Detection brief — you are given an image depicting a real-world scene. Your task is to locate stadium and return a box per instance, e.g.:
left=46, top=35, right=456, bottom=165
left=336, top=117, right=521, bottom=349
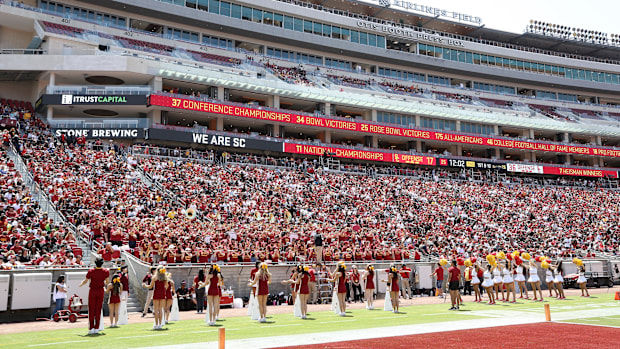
left=0, top=0, right=620, bottom=347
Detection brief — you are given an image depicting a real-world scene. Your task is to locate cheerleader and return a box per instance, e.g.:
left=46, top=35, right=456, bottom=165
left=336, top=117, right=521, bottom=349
left=248, top=262, right=271, bottom=322
left=553, top=262, right=565, bottom=299
left=164, top=276, right=175, bottom=324
left=199, top=264, right=223, bottom=326
left=327, top=261, right=347, bottom=316
left=577, top=265, right=589, bottom=297
left=281, top=266, right=302, bottom=318
left=492, top=264, right=504, bottom=301
left=286, top=265, right=311, bottom=319
left=528, top=260, right=543, bottom=301
left=146, top=265, right=169, bottom=330
left=481, top=264, right=495, bottom=305
left=363, top=264, right=375, bottom=309
left=383, top=264, right=400, bottom=313
left=544, top=264, right=557, bottom=298
left=514, top=260, right=529, bottom=299
left=106, top=274, right=123, bottom=328
left=471, top=264, right=482, bottom=303
left=215, top=274, right=224, bottom=321
left=502, top=261, right=516, bottom=303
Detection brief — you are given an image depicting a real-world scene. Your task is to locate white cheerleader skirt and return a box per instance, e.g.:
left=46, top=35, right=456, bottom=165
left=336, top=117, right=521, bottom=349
left=528, top=274, right=540, bottom=283
left=545, top=276, right=554, bottom=283
left=514, top=274, right=525, bottom=282
left=481, top=279, right=494, bottom=288
left=577, top=276, right=587, bottom=283
left=503, top=276, right=514, bottom=284
left=554, top=275, right=564, bottom=283
left=471, top=276, right=480, bottom=285
left=493, top=276, right=502, bottom=284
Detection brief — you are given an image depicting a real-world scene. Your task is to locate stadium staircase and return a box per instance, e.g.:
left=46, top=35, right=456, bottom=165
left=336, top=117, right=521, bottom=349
left=7, top=145, right=92, bottom=261
left=126, top=283, right=143, bottom=313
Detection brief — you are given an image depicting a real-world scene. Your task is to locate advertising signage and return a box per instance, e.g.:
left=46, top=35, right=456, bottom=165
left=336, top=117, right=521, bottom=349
left=149, top=95, right=620, bottom=159
left=41, top=94, right=147, bottom=106
left=283, top=142, right=436, bottom=166
left=542, top=166, right=618, bottom=178
left=438, top=158, right=506, bottom=171
left=147, top=128, right=283, bottom=152
left=53, top=128, right=145, bottom=139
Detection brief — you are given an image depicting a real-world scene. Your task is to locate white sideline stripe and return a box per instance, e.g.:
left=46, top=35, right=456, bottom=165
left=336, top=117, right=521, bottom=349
left=319, top=319, right=357, bottom=324
left=139, top=305, right=620, bottom=349
left=117, top=334, right=168, bottom=339
left=28, top=340, right=88, bottom=347
left=191, top=329, right=240, bottom=333
left=261, top=324, right=302, bottom=328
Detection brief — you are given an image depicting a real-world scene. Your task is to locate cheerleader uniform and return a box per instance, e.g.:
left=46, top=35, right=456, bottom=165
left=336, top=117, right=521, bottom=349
left=545, top=270, right=554, bottom=283
left=165, top=284, right=173, bottom=301
left=481, top=271, right=494, bottom=288
left=554, top=271, right=564, bottom=284
left=527, top=266, right=540, bottom=283
left=366, top=274, right=375, bottom=290
left=514, top=266, right=526, bottom=282
left=299, top=274, right=310, bottom=295
left=258, top=276, right=269, bottom=296
left=577, top=271, right=587, bottom=284
left=153, top=280, right=166, bottom=300
left=471, top=271, right=481, bottom=285
left=390, top=274, right=400, bottom=292
left=337, top=273, right=346, bottom=294
left=502, top=268, right=513, bottom=284
left=207, top=275, right=219, bottom=296
left=493, top=268, right=502, bottom=284
left=109, top=289, right=121, bottom=304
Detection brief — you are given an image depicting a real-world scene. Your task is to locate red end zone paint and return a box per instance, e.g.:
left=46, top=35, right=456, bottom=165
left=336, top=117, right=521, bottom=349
left=276, top=323, right=620, bottom=349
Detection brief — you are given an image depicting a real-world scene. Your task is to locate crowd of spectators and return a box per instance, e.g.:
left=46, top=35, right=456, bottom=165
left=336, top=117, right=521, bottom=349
left=264, top=61, right=315, bottom=86
left=326, top=75, right=373, bottom=89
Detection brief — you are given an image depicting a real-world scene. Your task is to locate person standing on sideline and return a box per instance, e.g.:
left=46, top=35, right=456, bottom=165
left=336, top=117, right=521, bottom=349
left=308, top=264, right=317, bottom=304
left=327, top=261, right=347, bottom=316
left=399, top=264, right=412, bottom=299
left=463, top=264, right=472, bottom=296
left=314, top=233, right=323, bottom=263
left=350, top=266, right=362, bottom=302
left=52, top=275, right=67, bottom=319
left=80, top=258, right=110, bottom=335
left=429, top=263, right=444, bottom=298
left=363, top=264, right=375, bottom=309
left=448, top=260, right=462, bottom=310
left=119, top=266, right=129, bottom=302
left=106, top=274, right=123, bottom=328
left=248, top=262, right=271, bottom=322
left=142, top=267, right=155, bottom=317
left=146, top=265, right=169, bottom=330
left=194, top=268, right=206, bottom=313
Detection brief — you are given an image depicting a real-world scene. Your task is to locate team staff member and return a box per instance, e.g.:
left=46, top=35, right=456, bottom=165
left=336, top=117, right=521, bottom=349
left=429, top=263, right=444, bottom=298
left=142, top=267, right=155, bottom=317
left=308, top=265, right=317, bottom=304
left=447, top=260, right=462, bottom=310
left=80, top=258, right=110, bottom=335
left=399, top=264, right=412, bottom=299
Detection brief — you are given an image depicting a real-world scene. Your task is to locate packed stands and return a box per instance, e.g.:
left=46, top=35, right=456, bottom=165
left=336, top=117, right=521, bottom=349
left=264, top=62, right=315, bottom=86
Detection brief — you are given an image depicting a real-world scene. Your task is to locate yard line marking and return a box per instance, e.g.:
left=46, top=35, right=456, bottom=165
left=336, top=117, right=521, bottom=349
left=28, top=340, right=88, bottom=347
left=374, top=316, right=407, bottom=320
left=319, top=320, right=357, bottom=324
left=117, top=334, right=168, bottom=339
left=191, top=329, right=240, bottom=334
left=260, top=324, right=302, bottom=328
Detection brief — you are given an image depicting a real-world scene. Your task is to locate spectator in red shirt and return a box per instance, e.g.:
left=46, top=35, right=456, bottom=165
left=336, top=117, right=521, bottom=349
left=448, top=260, right=462, bottom=310
left=430, top=263, right=444, bottom=298
left=308, top=265, right=317, bottom=304
left=399, top=264, right=412, bottom=299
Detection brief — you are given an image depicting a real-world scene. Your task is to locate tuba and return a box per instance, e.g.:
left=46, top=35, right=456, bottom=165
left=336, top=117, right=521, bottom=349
left=186, top=208, right=197, bottom=220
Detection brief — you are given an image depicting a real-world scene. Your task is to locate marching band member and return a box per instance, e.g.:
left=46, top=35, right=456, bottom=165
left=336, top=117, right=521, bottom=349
left=80, top=258, right=109, bottom=335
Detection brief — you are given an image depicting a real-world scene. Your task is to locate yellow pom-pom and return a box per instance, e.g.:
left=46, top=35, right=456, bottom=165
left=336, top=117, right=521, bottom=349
left=464, top=259, right=472, bottom=267
left=572, top=258, right=583, bottom=267
left=541, top=261, right=549, bottom=269
left=439, top=258, right=448, bottom=266
left=512, top=250, right=520, bottom=257
left=497, top=251, right=506, bottom=260
left=486, top=254, right=496, bottom=265
left=522, top=253, right=531, bottom=261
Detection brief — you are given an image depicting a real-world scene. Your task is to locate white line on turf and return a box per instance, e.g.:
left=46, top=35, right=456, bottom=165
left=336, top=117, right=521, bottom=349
left=28, top=340, right=88, bottom=347
left=261, top=324, right=302, bottom=328
left=117, top=334, right=168, bottom=339
left=319, top=320, right=357, bottom=324
left=190, top=329, right=240, bottom=334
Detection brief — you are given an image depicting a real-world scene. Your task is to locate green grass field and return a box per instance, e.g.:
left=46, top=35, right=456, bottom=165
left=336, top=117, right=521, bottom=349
left=6, top=293, right=620, bottom=349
